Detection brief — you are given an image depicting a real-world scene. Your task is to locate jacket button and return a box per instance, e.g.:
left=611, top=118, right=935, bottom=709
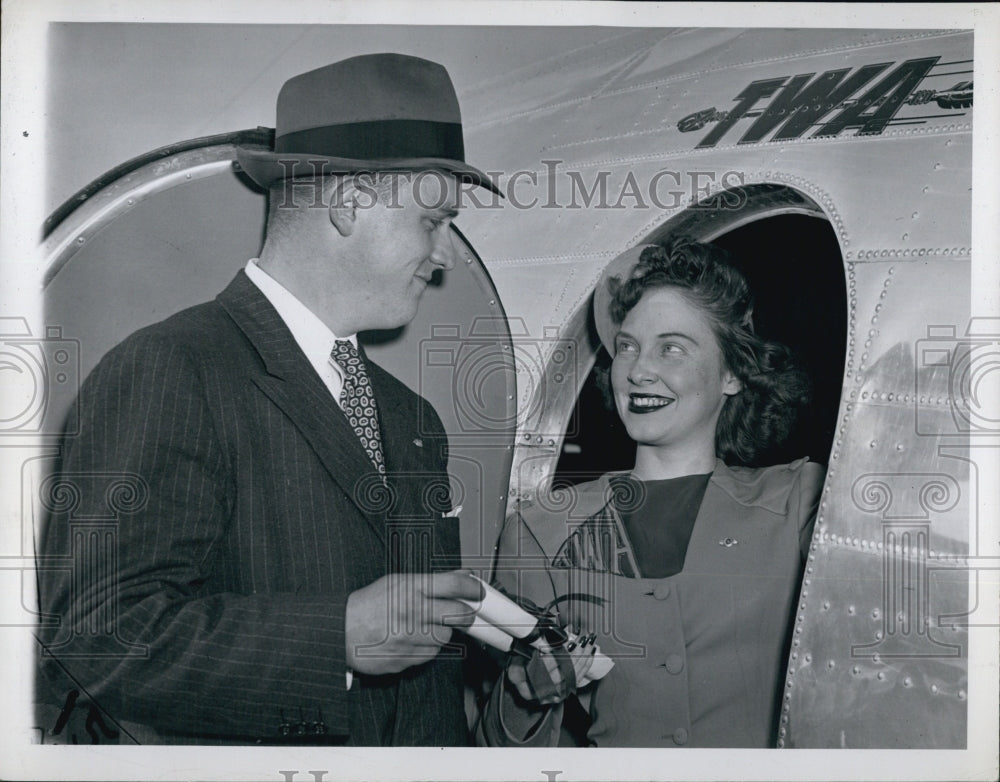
left=673, top=727, right=689, bottom=745
left=664, top=653, right=684, bottom=674
left=653, top=583, right=672, bottom=600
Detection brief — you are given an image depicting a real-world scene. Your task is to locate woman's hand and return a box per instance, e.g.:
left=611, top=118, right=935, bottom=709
left=506, top=631, right=601, bottom=705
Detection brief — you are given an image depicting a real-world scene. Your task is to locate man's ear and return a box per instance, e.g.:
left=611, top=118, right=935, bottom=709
left=328, top=179, right=360, bottom=237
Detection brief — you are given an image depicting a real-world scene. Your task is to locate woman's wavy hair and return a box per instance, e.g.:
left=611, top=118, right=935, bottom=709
left=603, top=238, right=812, bottom=466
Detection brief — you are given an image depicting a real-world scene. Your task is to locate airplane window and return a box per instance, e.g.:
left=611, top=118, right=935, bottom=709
left=555, top=213, right=846, bottom=482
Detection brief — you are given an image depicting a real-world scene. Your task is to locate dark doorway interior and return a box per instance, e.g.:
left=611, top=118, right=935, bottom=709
left=555, top=213, right=846, bottom=482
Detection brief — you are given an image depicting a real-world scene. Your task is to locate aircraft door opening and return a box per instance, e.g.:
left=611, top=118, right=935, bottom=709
left=556, top=187, right=846, bottom=481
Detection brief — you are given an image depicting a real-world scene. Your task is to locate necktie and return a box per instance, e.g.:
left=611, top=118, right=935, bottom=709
left=330, top=340, right=385, bottom=475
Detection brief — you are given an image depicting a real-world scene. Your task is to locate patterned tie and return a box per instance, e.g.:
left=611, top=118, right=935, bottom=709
left=330, top=340, right=385, bottom=475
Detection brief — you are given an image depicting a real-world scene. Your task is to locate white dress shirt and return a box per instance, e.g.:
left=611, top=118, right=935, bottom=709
left=244, top=258, right=356, bottom=407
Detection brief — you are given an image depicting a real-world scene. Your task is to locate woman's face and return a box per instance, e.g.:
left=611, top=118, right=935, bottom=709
left=611, top=286, right=741, bottom=455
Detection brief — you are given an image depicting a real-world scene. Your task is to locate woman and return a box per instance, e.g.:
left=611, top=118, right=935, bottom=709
left=477, top=239, right=825, bottom=747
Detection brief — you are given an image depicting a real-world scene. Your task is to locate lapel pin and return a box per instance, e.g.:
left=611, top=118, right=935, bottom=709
left=719, top=537, right=739, bottom=547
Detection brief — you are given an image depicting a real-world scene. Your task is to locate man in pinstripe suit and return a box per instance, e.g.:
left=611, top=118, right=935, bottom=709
left=36, top=54, right=500, bottom=745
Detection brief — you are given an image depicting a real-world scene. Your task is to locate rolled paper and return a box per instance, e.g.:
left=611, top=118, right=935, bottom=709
left=464, top=615, right=514, bottom=652
left=461, top=575, right=539, bottom=639
left=462, top=575, right=614, bottom=680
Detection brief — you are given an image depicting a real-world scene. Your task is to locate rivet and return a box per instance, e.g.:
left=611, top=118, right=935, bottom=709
left=911, top=212, right=919, bottom=219
left=827, top=660, right=835, bottom=669
left=804, top=653, right=812, bottom=663
left=489, top=299, right=496, bottom=306
left=848, top=605, right=856, bottom=614
left=127, top=198, right=135, bottom=205
left=877, top=671, right=885, bottom=680
left=873, top=608, right=881, bottom=619
left=822, top=601, right=830, bottom=610
left=931, top=684, right=939, bottom=694
left=875, top=630, right=883, bottom=640
left=896, top=443, right=904, bottom=451
left=804, top=579, right=810, bottom=586
left=958, top=690, right=966, bottom=700
left=869, top=440, right=877, bottom=448
left=76, top=236, right=86, bottom=244
left=903, top=677, right=913, bottom=687
left=852, top=665, right=860, bottom=675
left=777, top=739, right=785, bottom=748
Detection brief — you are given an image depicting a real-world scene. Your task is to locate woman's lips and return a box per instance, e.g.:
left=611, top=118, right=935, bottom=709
left=627, top=393, right=674, bottom=414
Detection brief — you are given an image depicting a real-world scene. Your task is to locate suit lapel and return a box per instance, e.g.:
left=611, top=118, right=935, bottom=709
left=217, top=271, right=387, bottom=544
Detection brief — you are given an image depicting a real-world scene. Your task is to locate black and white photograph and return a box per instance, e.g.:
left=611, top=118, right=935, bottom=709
left=1, top=1, right=998, bottom=780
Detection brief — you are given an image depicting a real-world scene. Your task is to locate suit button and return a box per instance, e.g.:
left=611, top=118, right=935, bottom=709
left=664, top=653, right=684, bottom=674
left=673, top=727, right=689, bottom=745
left=653, top=584, right=672, bottom=600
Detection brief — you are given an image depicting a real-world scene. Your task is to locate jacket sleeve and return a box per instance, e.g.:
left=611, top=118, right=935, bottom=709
left=474, top=507, right=572, bottom=747
left=796, top=461, right=827, bottom=560
left=37, top=333, right=351, bottom=742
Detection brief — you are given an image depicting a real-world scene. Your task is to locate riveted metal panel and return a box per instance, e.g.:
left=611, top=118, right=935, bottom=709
left=784, top=258, right=971, bottom=748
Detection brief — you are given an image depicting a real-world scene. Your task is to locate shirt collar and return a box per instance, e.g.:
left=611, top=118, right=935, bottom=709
left=244, top=258, right=356, bottom=366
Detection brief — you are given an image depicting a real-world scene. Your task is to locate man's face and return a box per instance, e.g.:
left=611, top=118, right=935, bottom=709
left=346, top=172, right=460, bottom=331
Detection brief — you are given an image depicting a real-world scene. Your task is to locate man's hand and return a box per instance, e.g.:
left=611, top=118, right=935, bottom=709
left=345, top=570, right=482, bottom=675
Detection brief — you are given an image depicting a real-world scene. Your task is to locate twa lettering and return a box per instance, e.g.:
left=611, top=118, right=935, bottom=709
left=679, top=57, right=973, bottom=147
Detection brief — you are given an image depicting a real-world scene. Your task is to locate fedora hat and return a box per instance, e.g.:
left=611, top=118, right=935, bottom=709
left=236, top=53, right=500, bottom=194
left=593, top=244, right=659, bottom=354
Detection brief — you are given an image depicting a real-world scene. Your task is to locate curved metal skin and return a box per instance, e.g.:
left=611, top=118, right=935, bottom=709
left=453, top=28, right=977, bottom=748
left=41, top=142, right=517, bottom=567
left=36, top=27, right=984, bottom=751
